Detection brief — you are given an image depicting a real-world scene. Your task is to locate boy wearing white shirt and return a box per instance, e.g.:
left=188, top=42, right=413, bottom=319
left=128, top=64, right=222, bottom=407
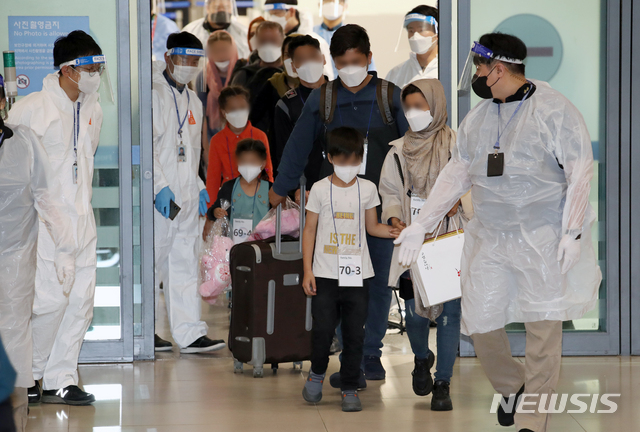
left=301, top=127, right=399, bottom=412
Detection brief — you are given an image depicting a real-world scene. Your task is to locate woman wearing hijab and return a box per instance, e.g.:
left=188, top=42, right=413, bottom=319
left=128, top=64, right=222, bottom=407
left=379, top=78, right=472, bottom=412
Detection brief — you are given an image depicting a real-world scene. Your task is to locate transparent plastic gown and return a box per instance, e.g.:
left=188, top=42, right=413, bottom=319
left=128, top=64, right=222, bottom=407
left=396, top=80, right=602, bottom=335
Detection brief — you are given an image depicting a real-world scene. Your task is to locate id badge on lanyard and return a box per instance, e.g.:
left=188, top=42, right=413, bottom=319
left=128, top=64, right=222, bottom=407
left=410, top=193, right=426, bottom=224
left=338, top=246, right=363, bottom=287
left=171, top=86, right=190, bottom=163
left=232, top=218, right=252, bottom=244
left=359, top=139, right=368, bottom=176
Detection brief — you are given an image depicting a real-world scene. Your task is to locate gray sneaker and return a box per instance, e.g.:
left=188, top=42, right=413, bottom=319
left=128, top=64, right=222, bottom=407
left=341, top=390, right=362, bottom=412
left=302, top=371, right=325, bottom=403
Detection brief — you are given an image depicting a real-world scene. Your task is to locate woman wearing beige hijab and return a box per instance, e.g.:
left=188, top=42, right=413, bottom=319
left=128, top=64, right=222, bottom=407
left=379, top=78, right=472, bottom=412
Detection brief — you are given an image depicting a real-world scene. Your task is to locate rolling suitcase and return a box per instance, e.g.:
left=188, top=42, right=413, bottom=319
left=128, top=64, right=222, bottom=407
left=228, top=177, right=312, bottom=378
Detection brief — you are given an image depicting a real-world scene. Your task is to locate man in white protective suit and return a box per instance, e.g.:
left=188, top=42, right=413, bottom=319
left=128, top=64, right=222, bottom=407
left=394, top=33, right=601, bottom=432
left=152, top=31, right=226, bottom=354
left=386, top=5, right=439, bottom=88
left=182, top=0, right=250, bottom=59
left=0, top=74, right=76, bottom=430
left=8, top=30, right=105, bottom=406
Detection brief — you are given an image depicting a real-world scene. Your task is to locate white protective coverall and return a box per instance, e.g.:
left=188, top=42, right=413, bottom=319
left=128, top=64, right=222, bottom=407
left=8, top=73, right=103, bottom=390
left=386, top=54, right=438, bottom=88
left=183, top=17, right=250, bottom=59
left=403, top=80, right=601, bottom=335
left=0, top=124, right=75, bottom=390
left=152, top=61, right=208, bottom=348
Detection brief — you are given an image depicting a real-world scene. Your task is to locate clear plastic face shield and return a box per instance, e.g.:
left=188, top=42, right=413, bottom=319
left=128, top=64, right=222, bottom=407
left=457, top=41, right=523, bottom=93
left=166, top=47, right=206, bottom=91
left=264, top=3, right=292, bottom=28
left=59, top=55, right=114, bottom=103
left=319, top=0, right=346, bottom=21
left=394, top=13, right=438, bottom=53
left=204, top=0, right=238, bottom=29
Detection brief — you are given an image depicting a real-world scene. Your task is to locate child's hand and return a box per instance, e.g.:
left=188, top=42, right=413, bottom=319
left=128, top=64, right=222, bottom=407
left=203, top=219, right=214, bottom=241
left=214, top=208, right=228, bottom=219
left=388, top=226, right=401, bottom=239
left=390, top=217, right=407, bottom=232
left=302, top=272, right=316, bottom=296
left=447, top=200, right=462, bottom=218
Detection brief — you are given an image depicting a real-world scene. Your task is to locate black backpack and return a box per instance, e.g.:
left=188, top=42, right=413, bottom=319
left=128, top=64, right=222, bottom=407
left=318, top=78, right=396, bottom=125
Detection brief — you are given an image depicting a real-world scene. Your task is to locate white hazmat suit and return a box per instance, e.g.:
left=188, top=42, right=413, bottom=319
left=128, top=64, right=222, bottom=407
left=8, top=73, right=103, bottom=390
left=183, top=17, right=250, bottom=60
left=0, top=124, right=75, bottom=390
left=152, top=61, right=209, bottom=348
left=396, top=80, right=601, bottom=336
left=386, top=54, right=438, bottom=88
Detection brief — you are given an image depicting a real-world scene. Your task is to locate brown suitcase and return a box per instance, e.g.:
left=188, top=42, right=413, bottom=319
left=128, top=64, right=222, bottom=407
left=228, top=177, right=312, bottom=378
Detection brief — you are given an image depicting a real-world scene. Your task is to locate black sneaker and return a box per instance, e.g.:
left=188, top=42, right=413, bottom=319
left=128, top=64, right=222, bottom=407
left=154, top=334, right=173, bottom=352
left=41, top=385, right=95, bottom=406
left=431, top=380, right=453, bottom=411
left=498, top=385, right=525, bottom=426
left=412, top=353, right=435, bottom=396
left=28, top=381, right=41, bottom=404
left=363, top=355, right=386, bottom=380
left=329, top=369, right=367, bottom=390
left=180, top=336, right=226, bottom=354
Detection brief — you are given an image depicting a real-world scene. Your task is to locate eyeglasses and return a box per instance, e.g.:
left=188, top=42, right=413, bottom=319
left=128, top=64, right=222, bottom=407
left=74, top=64, right=105, bottom=77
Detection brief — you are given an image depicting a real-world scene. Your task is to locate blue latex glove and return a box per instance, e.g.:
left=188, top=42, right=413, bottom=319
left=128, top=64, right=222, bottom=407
left=155, top=186, right=175, bottom=219
left=199, top=189, right=210, bottom=216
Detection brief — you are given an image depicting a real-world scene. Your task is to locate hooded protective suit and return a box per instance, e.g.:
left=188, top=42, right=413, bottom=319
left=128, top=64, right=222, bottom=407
left=8, top=73, right=103, bottom=390
left=152, top=61, right=209, bottom=348
left=183, top=17, right=250, bottom=59
left=386, top=54, right=438, bottom=88
left=0, top=123, right=75, bottom=389
left=396, top=80, right=601, bottom=335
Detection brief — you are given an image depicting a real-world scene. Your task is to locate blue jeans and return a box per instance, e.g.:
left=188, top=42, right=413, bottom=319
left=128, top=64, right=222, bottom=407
left=405, top=297, right=461, bottom=383
left=362, top=233, right=394, bottom=358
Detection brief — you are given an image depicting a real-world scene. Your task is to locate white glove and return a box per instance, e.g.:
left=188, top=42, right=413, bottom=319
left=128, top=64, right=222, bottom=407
left=557, top=234, right=581, bottom=275
left=55, top=252, right=76, bottom=295
left=393, top=223, right=427, bottom=267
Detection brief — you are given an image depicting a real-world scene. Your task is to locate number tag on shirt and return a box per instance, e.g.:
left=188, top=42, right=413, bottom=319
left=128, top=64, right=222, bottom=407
left=359, top=141, right=368, bottom=175
left=410, top=194, right=426, bottom=224
left=232, top=218, right=253, bottom=244
left=338, top=250, right=363, bottom=287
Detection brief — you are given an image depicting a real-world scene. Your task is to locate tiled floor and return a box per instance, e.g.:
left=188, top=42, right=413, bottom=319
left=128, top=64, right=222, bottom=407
left=24, top=298, right=640, bottom=432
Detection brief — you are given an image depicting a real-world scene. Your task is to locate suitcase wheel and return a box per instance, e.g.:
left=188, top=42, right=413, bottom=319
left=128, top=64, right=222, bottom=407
left=293, top=362, right=303, bottom=370
left=253, top=366, right=264, bottom=378
left=233, top=359, right=243, bottom=374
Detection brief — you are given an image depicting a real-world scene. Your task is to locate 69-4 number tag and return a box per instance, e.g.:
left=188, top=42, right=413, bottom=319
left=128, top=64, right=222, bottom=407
left=233, top=218, right=253, bottom=244
left=338, top=254, right=363, bottom=287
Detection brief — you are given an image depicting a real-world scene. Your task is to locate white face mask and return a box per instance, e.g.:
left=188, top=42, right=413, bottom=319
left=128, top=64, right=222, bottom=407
left=283, top=58, right=298, bottom=78
left=409, top=33, right=436, bottom=55
left=225, top=108, right=249, bottom=129
left=257, top=43, right=282, bottom=63
left=333, top=164, right=361, bottom=184
left=249, top=35, right=258, bottom=52
left=322, top=2, right=344, bottom=21
left=76, top=71, right=101, bottom=94
left=296, top=60, right=324, bottom=83
left=238, top=164, right=262, bottom=183
left=405, top=108, right=433, bottom=132
left=267, top=14, right=289, bottom=31
left=171, top=62, right=199, bottom=85
left=215, top=60, right=230, bottom=71
left=337, top=65, right=368, bottom=87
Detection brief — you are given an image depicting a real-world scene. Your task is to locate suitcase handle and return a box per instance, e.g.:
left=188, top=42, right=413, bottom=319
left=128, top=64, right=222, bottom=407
left=275, top=174, right=306, bottom=255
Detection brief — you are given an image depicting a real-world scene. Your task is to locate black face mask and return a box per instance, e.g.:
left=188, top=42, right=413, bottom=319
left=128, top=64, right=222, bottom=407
left=471, top=67, right=500, bottom=99
left=206, top=11, right=231, bottom=30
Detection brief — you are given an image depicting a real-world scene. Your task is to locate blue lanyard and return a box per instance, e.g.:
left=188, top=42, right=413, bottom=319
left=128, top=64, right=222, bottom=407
left=329, top=175, right=361, bottom=249
left=337, top=97, right=376, bottom=144
left=494, top=84, right=532, bottom=152
left=299, top=90, right=306, bottom=105
left=169, top=85, right=190, bottom=137
left=231, top=177, right=260, bottom=219
left=73, top=101, right=81, bottom=161
left=225, top=129, right=254, bottom=179
left=0, top=131, right=4, bottom=146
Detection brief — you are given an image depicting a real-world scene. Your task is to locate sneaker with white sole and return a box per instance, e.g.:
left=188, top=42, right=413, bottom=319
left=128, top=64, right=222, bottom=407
left=180, top=336, right=226, bottom=354
left=28, top=381, right=41, bottom=404
left=155, top=334, right=173, bottom=352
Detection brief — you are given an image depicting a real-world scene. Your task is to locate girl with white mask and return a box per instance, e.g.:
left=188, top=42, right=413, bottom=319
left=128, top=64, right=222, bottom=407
left=386, top=5, right=440, bottom=88
left=206, top=86, right=275, bottom=206
left=379, top=78, right=472, bottom=412
left=206, top=138, right=272, bottom=244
